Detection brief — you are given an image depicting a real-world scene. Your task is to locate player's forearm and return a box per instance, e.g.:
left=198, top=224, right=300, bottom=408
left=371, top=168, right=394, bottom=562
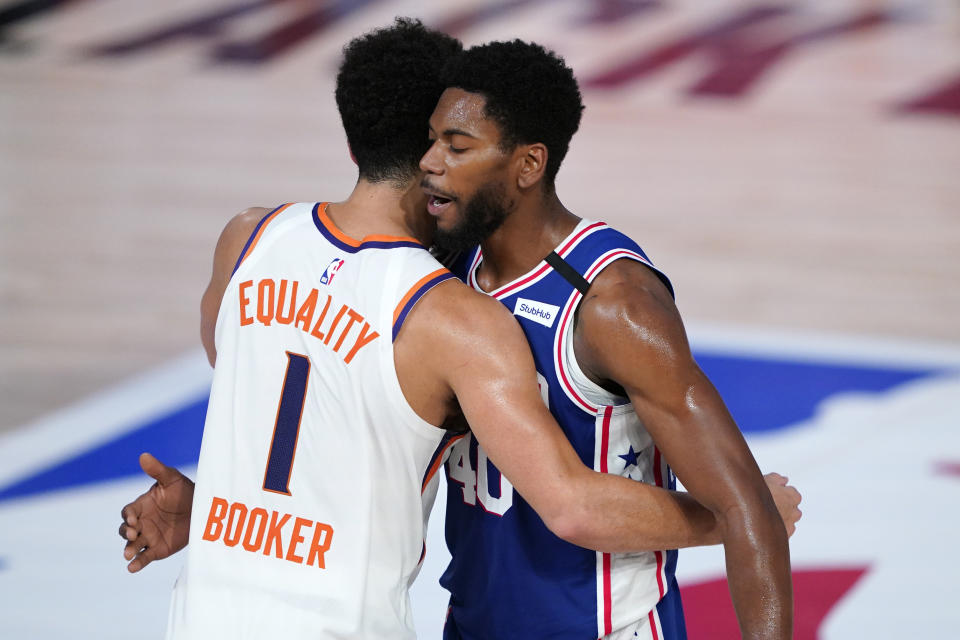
left=552, top=473, right=720, bottom=553
left=719, top=503, right=793, bottom=640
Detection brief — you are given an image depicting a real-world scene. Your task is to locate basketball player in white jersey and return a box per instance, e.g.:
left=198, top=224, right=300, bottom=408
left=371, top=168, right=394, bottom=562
left=419, top=41, right=793, bottom=639
left=118, top=21, right=801, bottom=639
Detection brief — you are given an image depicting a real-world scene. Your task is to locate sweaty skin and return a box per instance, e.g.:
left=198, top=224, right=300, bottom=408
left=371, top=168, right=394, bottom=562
left=574, top=259, right=793, bottom=637
left=420, top=86, right=795, bottom=640
left=121, top=184, right=801, bottom=572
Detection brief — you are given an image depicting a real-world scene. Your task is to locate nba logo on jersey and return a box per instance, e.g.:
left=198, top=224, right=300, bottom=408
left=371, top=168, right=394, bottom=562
left=319, top=258, right=344, bottom=285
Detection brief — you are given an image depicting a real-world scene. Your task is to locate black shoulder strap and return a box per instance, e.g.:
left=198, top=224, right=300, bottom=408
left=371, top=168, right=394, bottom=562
left=544, top=251, right=590, bottom=295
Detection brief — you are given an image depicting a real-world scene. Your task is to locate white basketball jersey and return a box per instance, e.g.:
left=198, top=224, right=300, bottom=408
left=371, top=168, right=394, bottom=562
left=167, top=202, right=457, bottom=639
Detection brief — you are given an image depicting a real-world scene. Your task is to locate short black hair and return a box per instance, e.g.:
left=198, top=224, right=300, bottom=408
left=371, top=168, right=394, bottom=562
left=335, top=18, right=462, bottom=184
left=440, top=40, right=584, bottom=187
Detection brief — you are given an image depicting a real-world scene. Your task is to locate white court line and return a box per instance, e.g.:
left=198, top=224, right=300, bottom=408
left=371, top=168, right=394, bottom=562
left=0, top=350, right=212, bottom=488
left=687, top=322, right=960, bottom=369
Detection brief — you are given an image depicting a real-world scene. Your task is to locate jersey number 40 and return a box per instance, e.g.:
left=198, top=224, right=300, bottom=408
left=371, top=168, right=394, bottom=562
left=446, top=372, right=549, bottom=516
left=447, top=435, right=515, bottom=517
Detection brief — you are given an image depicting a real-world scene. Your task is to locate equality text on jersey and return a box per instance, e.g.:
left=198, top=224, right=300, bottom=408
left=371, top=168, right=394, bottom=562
left=237, top=278, right=379, bottom=364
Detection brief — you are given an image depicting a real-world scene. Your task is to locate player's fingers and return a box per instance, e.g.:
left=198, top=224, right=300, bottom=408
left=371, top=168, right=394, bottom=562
left=119, top=522, right=139, bottom=541
left=122, top=503, right=138, bottom=526
left=139, top=452, right=182, bottom=487
left=124, top=538, right=143, bottom=561
left=120, top=521, right=140, bottom=542
left=128, top=545, right=160, bottom=573
left=787, top=508, right=802, bottom=537
left=786, top=486, right=801, bottom=506
left=764, top=472, right=787, bottom=485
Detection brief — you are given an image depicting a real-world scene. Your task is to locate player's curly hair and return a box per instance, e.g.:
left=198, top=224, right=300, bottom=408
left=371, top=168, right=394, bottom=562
left=335, top=18, right=462, bottom=185
left=440, top=40, right=584, bottom=188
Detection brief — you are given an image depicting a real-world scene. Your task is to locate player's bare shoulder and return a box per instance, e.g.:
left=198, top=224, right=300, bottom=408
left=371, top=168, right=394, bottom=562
left=574, top=257, right=692, bottom=387
left=584, top=258, right=676, bottom=319
left=201, top=206, right=273, bottom=365
left=579, top=259, right=682, bottom=337
left=219, top=207, right=271, bottom=255
left=393, top=271, right=525, bottom=426
left=396, top=271, right=532, bottom=391
left=398, top=274, right=520, bottom=356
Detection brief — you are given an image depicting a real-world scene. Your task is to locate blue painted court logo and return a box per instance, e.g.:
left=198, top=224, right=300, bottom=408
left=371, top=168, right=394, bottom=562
left=320, top=258, right=344, bottom=285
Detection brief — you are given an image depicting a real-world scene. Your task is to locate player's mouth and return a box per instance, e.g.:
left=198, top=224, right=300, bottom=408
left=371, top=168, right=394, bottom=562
left=427, top=195, right=453, bottom=216
left=421, top=181, right=457, bottom=217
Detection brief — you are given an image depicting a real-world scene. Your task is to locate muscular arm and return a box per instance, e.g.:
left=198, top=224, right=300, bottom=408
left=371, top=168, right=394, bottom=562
left=401, top=282, right=721, bottom=552
left=200, top=207, right=269, bottom=366
left=575, top=259, right=792, bottom=640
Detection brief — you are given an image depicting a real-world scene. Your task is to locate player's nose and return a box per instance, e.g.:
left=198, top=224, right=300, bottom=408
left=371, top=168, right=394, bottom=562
left=419, top=141, right=443, bottom=175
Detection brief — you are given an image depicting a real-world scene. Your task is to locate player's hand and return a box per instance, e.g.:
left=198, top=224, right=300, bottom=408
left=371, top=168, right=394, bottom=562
left=119, top=452, right=194, bottom=573
left=763, top=472, right=802, bottom=537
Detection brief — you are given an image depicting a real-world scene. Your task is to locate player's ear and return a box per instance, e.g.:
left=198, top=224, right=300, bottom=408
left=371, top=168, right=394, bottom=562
left=516, top=143, right=547, bottom=190
left=348, top=146, right=358, bottom=166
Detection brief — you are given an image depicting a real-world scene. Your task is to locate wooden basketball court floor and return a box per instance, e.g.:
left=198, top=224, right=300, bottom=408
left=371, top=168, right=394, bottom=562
left=1, top=0, right=958, bottom=433
left=1, top=1, right=959, bottom=637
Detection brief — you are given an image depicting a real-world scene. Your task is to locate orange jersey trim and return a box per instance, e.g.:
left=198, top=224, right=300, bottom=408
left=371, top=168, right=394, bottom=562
left=234, top=203, right=293, bottom=271
left=315, top=202, right=422, bottom=247
left=392, top=267, right=452, bottom=326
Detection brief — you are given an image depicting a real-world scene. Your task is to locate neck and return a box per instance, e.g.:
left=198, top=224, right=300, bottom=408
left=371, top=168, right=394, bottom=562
left=476, top=186, right=579, bottom=291
left=327, top=178, right=433, bottom=245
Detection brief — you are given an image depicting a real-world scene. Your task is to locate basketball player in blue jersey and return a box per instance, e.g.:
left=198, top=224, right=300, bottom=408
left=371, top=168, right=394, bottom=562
left=419, top=41, right=793, bottom=640
left=117, top=21, right=800, bottom=638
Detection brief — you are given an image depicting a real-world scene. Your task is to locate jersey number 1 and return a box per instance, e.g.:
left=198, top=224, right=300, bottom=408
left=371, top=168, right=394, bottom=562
left=263, top=352, right=310, bottom=495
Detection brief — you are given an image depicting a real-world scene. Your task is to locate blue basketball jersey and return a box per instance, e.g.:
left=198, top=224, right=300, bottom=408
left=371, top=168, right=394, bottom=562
left=440, top=220, right=686, bottom=640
